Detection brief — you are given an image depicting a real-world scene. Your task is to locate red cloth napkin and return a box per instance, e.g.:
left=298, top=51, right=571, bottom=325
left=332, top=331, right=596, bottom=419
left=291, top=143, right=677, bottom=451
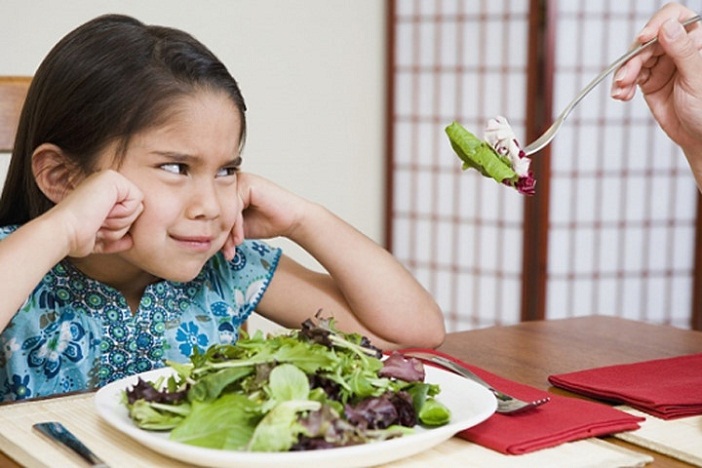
left=399, top=348, right=643, bottom=455
left=548, top=353, right=702, bottom=420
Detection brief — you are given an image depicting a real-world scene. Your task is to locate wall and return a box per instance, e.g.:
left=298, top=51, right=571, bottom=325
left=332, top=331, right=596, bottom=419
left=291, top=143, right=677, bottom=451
left=0, top=0, right=387, bottom=333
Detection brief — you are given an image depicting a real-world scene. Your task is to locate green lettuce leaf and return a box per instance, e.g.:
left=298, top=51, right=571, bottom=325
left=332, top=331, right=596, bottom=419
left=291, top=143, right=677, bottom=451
left=445, top=121, right=518, bottom=184
left=188, top=366, right=254, bottom=402
left=169, top=393, right=260, bottom=450
left=418, top=398, right=451, bottom=427
left=247, top=400, right=321, bottom=452
left=127, top=399, right=190, bottom=430
left=268, top=363, right=310, bottom=402
left=272, top=341, right=337, bottom=374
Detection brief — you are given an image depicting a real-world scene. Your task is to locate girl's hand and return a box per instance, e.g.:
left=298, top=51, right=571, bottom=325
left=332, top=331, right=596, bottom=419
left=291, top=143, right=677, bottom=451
left=53, top=170, right=144, bottom=257
left=0, top=169, right=143, bottom=332
left=221, top=172, right=308, bottom=259
left=219, top=172, right=444, bottom=349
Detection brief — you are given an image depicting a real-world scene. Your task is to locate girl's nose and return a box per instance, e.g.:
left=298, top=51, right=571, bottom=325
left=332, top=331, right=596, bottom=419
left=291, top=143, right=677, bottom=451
left=186, top=182, right=221, bottom=219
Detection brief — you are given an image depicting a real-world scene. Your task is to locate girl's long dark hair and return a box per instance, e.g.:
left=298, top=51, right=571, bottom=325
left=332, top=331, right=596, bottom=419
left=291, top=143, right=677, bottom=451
left=0, top=14, right=246, bottom=225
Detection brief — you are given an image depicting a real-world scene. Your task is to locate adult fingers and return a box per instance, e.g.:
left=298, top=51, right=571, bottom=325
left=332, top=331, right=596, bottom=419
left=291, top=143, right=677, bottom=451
left=636, top=3, right=696, bottom=43
left=657, top=17, right=702, bottom=84
left=611, top=3, right=696, bottom=99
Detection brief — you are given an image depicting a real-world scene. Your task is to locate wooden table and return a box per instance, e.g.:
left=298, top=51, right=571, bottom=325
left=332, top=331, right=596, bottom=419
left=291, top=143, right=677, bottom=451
left=0, top=315, right=700, bottom=467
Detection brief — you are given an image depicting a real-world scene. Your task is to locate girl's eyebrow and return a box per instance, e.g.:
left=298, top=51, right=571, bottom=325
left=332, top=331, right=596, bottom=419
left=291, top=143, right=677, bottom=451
left=152, top=151, right=242, bottom=167
left=152, top=151, right=195, bottom=162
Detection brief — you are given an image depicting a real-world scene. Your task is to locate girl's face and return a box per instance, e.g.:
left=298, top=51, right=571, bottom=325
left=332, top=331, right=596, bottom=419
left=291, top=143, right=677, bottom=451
left=91, top=90, right=243, bottom=284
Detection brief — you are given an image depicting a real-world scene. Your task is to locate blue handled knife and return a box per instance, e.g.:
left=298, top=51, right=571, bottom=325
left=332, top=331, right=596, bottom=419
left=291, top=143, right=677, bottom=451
left=33, top=421, right=109, bottom=467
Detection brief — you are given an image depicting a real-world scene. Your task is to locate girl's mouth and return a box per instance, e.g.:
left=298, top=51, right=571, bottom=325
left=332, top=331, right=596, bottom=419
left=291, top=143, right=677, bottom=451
left=170, top=234, right=214, bottom=252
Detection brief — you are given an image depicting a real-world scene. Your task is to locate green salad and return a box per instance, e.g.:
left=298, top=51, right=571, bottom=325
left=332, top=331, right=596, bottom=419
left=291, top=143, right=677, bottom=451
left=123, top=315, right=450, bottom=452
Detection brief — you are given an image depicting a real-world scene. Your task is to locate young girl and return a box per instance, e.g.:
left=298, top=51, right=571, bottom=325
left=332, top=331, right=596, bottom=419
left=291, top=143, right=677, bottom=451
left=0, top=14, right=444, bottom=401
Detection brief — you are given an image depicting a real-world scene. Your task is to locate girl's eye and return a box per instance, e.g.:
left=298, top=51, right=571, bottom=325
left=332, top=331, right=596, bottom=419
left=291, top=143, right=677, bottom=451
left=216, top=166, right=239, bottom=178
left=160, top=163, right=187, bottom=175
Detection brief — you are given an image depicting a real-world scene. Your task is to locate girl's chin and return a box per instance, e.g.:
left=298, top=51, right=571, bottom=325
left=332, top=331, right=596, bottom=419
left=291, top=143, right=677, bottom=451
left=159, top=266, right=208, bottom=283
left=143, top=258, right=214, bottom=284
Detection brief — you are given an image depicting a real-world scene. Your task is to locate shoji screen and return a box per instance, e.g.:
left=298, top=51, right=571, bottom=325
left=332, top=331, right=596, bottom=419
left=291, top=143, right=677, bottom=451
left=389, top=0, right=530, bottom=330
left=389, top=0, right=702, bottom=331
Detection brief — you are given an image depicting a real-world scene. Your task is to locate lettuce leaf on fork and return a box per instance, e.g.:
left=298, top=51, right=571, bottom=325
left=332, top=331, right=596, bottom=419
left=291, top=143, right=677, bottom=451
left=445, top=120, right=536, bottom=195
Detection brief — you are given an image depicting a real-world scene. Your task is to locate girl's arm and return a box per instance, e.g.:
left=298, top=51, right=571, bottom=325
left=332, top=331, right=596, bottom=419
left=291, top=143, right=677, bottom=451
left=0, top=215, right=74, bottom=331
left=0, top=170, right=143, bottom=331
left=233, top=173, right=445, bottom=350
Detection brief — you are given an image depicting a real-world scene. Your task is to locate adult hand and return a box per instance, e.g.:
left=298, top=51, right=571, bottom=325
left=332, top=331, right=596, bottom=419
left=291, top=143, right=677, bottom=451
left=611, top=3, right=702, bottom=155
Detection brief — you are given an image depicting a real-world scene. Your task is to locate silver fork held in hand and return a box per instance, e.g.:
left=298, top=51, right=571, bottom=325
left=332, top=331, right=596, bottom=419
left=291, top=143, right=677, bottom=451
left=402, top=351, right=550, bottom=415
left=522, top=14, right=702, bottom=156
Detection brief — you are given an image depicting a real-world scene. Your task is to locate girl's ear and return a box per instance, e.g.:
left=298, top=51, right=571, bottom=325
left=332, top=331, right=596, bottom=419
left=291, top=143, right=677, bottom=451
left=31, top=143, right=82, bottom=204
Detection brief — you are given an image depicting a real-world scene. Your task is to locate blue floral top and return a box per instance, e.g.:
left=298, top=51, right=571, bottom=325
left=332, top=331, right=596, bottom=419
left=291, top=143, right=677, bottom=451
left=0, top=225, right=281, bottom=402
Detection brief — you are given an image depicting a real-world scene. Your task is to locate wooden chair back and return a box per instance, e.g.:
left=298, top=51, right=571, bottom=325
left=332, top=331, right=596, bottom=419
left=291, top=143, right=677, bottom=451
left=0, top=77, right=31, bottom=152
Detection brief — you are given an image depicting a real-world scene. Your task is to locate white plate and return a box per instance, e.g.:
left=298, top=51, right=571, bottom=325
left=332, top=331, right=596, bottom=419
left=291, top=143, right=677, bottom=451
left=95, top=365, right=496, bottom=467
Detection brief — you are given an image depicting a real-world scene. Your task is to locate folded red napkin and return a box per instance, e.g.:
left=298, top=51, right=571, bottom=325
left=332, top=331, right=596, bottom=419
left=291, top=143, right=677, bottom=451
left=399, top=348, right=644, bottom=455
left=548, top=353, right=702, bottom=420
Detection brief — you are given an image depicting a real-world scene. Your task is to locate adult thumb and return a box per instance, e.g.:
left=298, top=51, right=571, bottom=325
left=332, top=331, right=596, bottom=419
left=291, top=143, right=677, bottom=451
left=659, top=18, right=702, bottom=79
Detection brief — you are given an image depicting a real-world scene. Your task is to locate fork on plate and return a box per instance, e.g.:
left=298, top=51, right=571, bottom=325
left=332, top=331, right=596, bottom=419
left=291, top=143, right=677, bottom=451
left=522, top=14, right=702, bottom=156
left=402, top=351, right=550, bottom=415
